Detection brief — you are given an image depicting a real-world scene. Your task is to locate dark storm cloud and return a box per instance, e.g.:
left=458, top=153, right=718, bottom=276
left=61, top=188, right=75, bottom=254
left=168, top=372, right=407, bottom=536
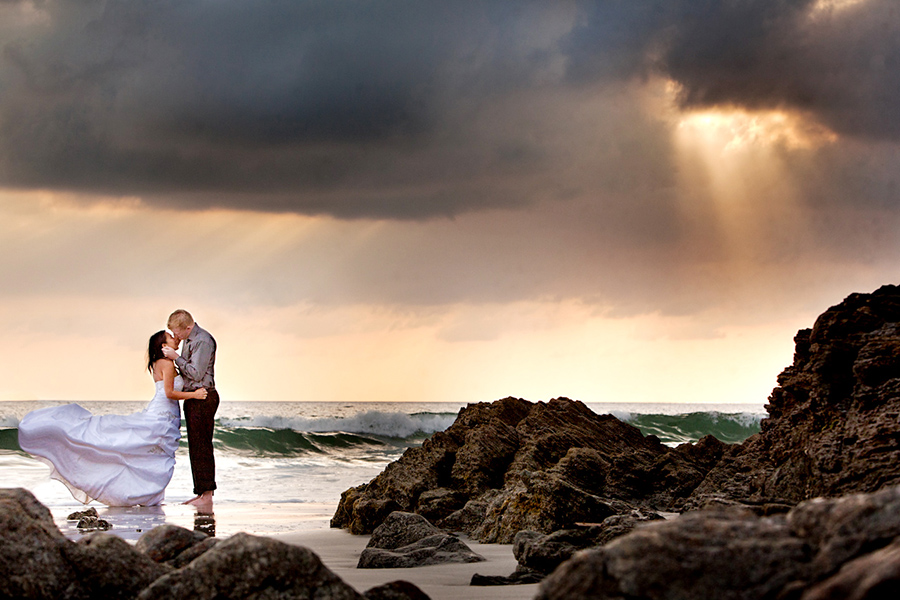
left=0, top=0, right=898, bottom=218
left=567, top=0, right=900, bottom=140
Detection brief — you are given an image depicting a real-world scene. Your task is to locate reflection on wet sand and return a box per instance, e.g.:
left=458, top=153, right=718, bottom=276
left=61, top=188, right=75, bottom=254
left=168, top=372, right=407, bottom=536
left=59, top=505, right=168, bottom=542
left=52, top=501, right=334, bottom=542
left=194, top=510, right=215, bottom=537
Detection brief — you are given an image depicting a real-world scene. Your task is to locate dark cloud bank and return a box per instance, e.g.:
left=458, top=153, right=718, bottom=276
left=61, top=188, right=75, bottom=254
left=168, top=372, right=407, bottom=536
left=0, top=0, right=898, bottom=218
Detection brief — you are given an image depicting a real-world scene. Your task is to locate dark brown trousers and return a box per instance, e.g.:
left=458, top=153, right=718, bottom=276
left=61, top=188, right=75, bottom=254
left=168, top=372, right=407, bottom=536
left=184, top=388, right=219, bottom=495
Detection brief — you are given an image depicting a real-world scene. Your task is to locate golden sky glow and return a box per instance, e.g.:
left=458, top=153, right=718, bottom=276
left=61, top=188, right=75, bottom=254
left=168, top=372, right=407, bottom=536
left=1, top=1, right=898, bottom=407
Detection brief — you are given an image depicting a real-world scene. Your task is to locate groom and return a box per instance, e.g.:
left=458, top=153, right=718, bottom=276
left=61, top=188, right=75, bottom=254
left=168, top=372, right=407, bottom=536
left=162, top=309, right=219, bottom=509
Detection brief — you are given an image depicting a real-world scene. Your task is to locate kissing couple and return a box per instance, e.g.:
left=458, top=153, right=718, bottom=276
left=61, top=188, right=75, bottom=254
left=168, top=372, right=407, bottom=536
left=18, top=310, right=219, bottom=510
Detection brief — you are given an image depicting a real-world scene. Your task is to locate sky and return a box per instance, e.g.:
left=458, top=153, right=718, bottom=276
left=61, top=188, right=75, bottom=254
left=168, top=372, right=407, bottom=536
left=1, top=0, right=898, bottom=405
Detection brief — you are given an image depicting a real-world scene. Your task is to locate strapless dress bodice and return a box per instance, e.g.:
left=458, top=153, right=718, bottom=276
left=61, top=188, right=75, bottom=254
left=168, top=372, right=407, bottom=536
left=145, top=376, right=183, bottom=420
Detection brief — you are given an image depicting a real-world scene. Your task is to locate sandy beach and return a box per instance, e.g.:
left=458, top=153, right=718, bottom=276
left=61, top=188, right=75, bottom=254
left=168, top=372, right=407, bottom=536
left=276, top=528, right=538, bottom=600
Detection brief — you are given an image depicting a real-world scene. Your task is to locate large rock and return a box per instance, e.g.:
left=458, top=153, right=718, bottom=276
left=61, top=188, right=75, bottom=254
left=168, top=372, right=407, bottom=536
left=0, top=487, right=76, bottom=599
left=0, top=487, right=169, bottom=599
left=357, top=511, right=484, bottom=568
left=536, top=485, right=900, bottom=600
left=137, top=532, right=363, bottom=600
left=688, top=285, right=900, bottom=508
left=333, top=397, right=713, bottom=542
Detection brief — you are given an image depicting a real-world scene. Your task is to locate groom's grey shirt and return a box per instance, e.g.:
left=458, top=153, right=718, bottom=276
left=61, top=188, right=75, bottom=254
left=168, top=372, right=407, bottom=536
left=175, top=324, right=216, bottom=392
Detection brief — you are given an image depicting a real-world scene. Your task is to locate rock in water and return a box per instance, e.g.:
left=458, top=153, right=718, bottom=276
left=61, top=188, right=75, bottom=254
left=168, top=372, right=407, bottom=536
left=137, top=532, right=363, bottom=600
left=357, top=512, right=484, bottom=568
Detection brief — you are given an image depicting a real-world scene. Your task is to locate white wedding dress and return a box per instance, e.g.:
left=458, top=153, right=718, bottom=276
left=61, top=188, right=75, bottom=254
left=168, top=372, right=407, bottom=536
left=18, top=376, right=183, bottom=506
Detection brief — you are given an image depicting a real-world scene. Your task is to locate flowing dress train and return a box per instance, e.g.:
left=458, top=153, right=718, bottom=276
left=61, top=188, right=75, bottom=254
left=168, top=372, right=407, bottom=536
left=18, top=377, right=182, bottom=506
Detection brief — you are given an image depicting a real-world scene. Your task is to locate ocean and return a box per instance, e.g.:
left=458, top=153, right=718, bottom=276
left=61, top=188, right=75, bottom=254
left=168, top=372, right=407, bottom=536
left=0, top=400, right=765, bottom=540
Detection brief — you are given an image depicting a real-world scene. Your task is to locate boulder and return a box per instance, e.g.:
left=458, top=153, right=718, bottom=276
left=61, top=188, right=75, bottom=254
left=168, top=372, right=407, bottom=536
left=333, top=397, right=703, bottom=542
left=358, top=534, right=485, bottom=569
left=365, top=511, right=444, bottom=550
left=357, top=511, right=484, bottom=568
left=536, top=485, right=900, bottom=600
left=137, top=532, right=363, bottom=600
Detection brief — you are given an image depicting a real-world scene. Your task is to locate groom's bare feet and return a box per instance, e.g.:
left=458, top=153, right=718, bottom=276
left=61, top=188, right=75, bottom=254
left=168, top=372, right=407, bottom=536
left=184, top=490, right=214, bottom=509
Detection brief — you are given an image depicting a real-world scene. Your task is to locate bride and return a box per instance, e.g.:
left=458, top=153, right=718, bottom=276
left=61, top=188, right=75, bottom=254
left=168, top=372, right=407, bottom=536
left=17, top=331, right=207, bottom=506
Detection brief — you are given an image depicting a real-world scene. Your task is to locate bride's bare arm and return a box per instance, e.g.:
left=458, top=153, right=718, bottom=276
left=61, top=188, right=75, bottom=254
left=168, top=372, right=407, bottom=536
left=161, top=360, right=207, bottom=400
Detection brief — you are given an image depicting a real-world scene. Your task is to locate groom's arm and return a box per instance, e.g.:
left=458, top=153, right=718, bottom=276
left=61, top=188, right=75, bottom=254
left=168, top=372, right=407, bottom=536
left=175, top=338, right=214, bottom=385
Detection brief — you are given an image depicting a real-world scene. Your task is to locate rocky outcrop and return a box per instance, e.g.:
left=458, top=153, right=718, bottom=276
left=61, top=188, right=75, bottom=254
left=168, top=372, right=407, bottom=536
left=332, top=397, right=719, bottom=542
left=357, top=511, right=484, bottom=568
left=536, top=484, right=900, bottom=600
left=687, top=285, right=900, bottom=508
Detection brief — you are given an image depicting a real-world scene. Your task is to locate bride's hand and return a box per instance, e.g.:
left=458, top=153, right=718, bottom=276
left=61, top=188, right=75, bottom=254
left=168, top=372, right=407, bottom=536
left=193, top=388, right=208, bottom=400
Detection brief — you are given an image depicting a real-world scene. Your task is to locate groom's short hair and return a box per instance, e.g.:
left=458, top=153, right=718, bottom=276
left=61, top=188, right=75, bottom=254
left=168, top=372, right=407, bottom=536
left=168, top=309, right=194, bottom=330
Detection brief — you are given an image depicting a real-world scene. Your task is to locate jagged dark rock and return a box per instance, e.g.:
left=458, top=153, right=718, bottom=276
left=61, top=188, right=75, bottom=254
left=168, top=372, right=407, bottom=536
left=688, top=285, right=900, bottom=509
left=536, top=485, right=900, bottom=600
left=357, top=511, right=484, bottom=568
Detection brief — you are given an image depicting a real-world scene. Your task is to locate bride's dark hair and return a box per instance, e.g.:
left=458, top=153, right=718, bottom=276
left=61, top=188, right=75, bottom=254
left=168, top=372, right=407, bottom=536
left=147, top=330, right=168, bottom=373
